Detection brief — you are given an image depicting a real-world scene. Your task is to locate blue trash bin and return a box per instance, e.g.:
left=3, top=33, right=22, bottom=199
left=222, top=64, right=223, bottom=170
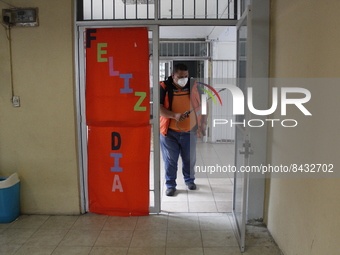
left=0, top=173, right=20, bottom=223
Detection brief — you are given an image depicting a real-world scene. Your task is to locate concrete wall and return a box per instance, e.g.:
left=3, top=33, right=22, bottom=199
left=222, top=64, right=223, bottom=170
left=266, top=0, right=340, bottom=254
left=0, top=1, right=80, bottom=214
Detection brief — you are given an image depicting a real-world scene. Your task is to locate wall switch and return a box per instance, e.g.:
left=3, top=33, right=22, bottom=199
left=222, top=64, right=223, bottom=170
left=12, top=96, right=20, bottom=107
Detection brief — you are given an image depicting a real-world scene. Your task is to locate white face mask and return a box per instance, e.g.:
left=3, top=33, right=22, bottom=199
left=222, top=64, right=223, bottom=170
left=177, top=78, right=188, bottom=87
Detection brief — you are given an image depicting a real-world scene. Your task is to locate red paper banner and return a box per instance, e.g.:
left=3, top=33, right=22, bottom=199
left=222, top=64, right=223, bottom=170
left=85, top=27, right=150, bottom=216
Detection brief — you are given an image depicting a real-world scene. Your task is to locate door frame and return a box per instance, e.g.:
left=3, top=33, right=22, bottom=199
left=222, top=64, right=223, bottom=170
left=232, top=6, right=252, bottom=252
left=74, top=2, right=243, bottom=214
left=75, top=24, right=161, bottom=213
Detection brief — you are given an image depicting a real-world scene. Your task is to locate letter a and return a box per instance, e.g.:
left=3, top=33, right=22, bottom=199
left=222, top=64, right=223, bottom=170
left=112, top=175, right=123, bottom=192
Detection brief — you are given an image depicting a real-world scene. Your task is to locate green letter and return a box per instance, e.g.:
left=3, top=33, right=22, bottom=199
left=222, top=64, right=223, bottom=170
left=134, top=92, right=147, bottom=111
left=97, top=43, right=108, bottom=62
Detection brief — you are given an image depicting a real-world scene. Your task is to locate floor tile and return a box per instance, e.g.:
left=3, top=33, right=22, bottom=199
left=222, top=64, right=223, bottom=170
left=213, top=192, right=233, bottom=201
left=40, top=216, right=78, bottom=230
left=59, top=229, right=101, bottom=246
left=208, top=178, right=231, bottom=185
left=166, top=247, right=204, bottom=255
left=0, top=222, right=13, bottom=229
left=26, top=229, right=68, bottom=246
left=0, top=244, right=21, bottom=255
left=216, top=202, right=233, bottom=212
left=51, top=246, right=92, bottom=255
left=187, top=192, right=215, bottom=202
left=204, top=247, right=242, bottom=255
left=0, top=228, right=36, bottom=245
left=243, top=246, right=282, bottom=255
left=167, top=215, right=200, bottom=230
left=127, top=247, right=166, bottom=255
left=199, top=216, right=233, bottom=231
left=166, top=230, right=202, bottom=248
left=14, top=244, right=56, bottom=255
left=71, top=213, right=107, bottom=230
left=94, top=230, right=133, bottom=247
left=211, top=185, right=234, bottom=193
left=188, top=201, right=218, bottom=212
left=161, top=201, right=189, bottom=213
left=198, top=212, right=228, bottom=217
left=103, top=216, right=137, bottom=231
left=161, top=190, right=188, bottom=202
left=135, top=215, right=168, bottom=230
left=201, top=230, right=238, bottom=247
left=130, top=229, right=167, bottom=247
left=89, top=247, right=128, bottom=255
left=9, top=215, right=49, bottom=229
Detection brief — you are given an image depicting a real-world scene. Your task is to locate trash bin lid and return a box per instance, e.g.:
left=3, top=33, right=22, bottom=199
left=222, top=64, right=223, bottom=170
left=0, top=173, right=20, bottom=189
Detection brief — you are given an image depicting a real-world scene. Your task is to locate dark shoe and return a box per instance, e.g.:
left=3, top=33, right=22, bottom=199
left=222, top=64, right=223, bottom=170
left=166, top=187, right=176, bottom=196
left=186, top=182, right=197, bottom=190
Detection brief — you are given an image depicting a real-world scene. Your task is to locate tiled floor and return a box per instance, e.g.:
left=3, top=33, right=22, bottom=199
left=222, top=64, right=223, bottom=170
left=0, top=213, right=282, bottom=255
left=161, top=142, right=235, bottom=213
left=0, top=142, right=282, bottom=254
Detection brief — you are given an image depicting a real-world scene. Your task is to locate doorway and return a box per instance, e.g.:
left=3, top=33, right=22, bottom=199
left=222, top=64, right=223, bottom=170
left=157, top=29, right=236, bottom=213
left=75, top=1, right=270, bottom=252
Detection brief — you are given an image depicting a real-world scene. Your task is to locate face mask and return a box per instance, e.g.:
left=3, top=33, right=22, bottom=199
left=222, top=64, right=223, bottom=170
left=177, top=78, right=188, bottom=87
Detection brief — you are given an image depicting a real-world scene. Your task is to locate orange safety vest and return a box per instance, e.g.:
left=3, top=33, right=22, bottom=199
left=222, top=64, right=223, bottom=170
left=160, top=81, right=203, bottom=137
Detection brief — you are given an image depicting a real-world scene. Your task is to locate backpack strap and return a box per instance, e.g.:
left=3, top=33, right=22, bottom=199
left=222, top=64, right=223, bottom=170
left=163, top=79, right=174, bottom=111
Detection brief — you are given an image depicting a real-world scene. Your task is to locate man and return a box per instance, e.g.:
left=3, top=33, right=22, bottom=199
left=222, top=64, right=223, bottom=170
left=160, top=63, right=207, bottom=196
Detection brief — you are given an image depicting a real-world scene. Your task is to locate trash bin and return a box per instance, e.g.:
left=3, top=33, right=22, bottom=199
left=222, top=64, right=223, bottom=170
left=0, top=173, right=20, bottom=223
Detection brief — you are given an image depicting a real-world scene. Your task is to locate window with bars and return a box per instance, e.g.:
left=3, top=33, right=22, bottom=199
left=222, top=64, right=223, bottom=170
left=157, top=41, right=209, bottom=58
left=77, top=0, right=237, bottom=21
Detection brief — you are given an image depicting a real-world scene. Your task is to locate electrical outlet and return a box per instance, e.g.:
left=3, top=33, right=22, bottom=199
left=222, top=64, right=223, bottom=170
left=2, top=8, right=38, bottom=27
left=12, top=96, right=20, bottom=107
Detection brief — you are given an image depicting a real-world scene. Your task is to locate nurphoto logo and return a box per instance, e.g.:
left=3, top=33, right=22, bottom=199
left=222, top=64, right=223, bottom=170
left=200, top=83, right=312, bottom=128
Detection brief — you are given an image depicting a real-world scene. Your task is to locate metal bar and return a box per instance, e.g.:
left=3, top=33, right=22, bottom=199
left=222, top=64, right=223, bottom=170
left=194, top=42, right=196, bottom=57
left=194, top=0, right=196, bottom=19
left=156, top=0, right=159, bottom=20
left=102, top=0, right=104, bottom=19
left=124, top=0, right=127, bottom=19
left=151, top=25, right=161, bottom=214
left=113, top=0, right=115, bottom=19
left=147, top=0, right=149, bottom=19
left=216, top=0, right=218, bottom=19
left=230, top=0, right=232, bottom=19
left=236, top=0, right=240, bottom=19
left=228, top=0, right=231, bottom=19
left=171, top=0, right=173, bottom=19
left=182, top=0, right=184, bottom=19
left=136, top=0, right=138, bottom=19
left=91, top=0, right=93, bottom=20
left=76, top=0, right=84, bottom=21
left=76, top=19, right=239, bottom=26
left=205, top=0, right=207, bottom=19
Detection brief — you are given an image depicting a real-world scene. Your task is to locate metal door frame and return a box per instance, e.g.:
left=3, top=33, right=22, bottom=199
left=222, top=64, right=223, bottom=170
left=74, top=1, right=239, bottom=214
left=232, top=5, right=252, bottom=253
left=75, top=24, right=161, bottom=213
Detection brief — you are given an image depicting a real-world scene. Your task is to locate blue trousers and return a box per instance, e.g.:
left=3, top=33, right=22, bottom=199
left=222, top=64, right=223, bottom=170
left=160, top=128, right=197, bottom=188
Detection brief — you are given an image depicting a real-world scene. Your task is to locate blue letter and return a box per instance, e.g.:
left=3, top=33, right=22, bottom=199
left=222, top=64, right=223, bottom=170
left=110, top=153, right=123, bottom=172
left=119, top=73, right=133, bottom=93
